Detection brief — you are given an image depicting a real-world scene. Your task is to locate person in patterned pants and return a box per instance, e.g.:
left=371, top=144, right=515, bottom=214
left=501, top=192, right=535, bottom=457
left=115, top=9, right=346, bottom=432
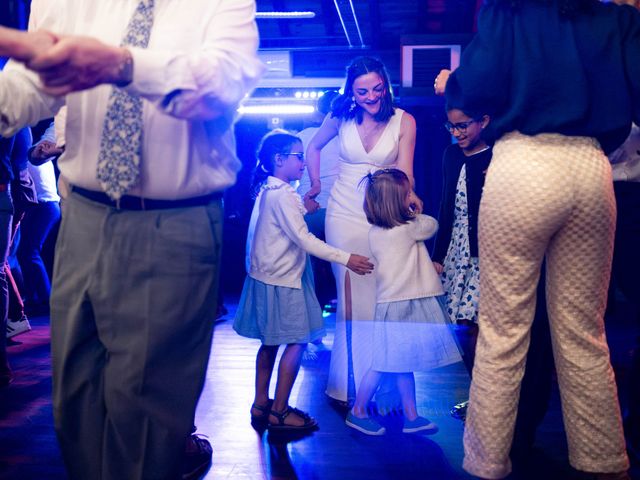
left=464, top=132, right=629, bottom=478
left=434, top=1, right=639, bottom=477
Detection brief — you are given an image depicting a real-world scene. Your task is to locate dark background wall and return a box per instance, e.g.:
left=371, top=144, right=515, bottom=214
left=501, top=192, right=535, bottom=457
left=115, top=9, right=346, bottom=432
left=2, top=0, right=481, bottom=297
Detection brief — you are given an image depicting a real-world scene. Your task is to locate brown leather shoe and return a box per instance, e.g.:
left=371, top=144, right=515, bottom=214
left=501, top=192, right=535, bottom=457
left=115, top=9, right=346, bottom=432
left=182, top=434, right=212, bottom=480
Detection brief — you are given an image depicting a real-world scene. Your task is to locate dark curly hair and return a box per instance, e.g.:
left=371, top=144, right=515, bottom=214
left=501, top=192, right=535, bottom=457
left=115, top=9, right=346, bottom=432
left=331, top=56, right=395, bottom=124
left=485, top=0, right=597, bottom=16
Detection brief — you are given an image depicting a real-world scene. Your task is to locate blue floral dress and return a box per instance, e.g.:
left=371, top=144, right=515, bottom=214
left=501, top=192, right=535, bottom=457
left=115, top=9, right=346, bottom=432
left=441, top=165, right=481, bottom=323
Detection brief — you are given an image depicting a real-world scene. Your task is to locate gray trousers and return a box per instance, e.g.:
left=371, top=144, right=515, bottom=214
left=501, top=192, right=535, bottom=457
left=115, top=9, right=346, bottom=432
left=463, top=132, right=629, bottom=478
left=51, top=192, right=223, bottom=480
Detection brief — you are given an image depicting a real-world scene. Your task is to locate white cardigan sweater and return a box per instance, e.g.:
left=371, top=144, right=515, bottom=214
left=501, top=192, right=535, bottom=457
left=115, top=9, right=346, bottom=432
left=368, top=214, right=444, bottom=303
left=247, top=176, right=351, bottom=289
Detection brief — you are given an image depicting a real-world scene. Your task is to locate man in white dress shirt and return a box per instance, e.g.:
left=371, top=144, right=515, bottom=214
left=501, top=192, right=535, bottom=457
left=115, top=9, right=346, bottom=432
left=0, top=1, right=263, bottom=479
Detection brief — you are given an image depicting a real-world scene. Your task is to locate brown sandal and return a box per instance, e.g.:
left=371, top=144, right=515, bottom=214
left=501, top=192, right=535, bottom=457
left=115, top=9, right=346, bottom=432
left=250, top=399, right=273, bottom=424
left=267, top=406, right=318, bottom=431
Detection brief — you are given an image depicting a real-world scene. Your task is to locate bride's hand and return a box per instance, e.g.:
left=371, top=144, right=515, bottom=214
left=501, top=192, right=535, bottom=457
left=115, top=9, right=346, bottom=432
left=303, top=178, right=321, bottom=202
left=408, top=190, right=423, bottom=214
left=304, top=197, right=320, bottom=214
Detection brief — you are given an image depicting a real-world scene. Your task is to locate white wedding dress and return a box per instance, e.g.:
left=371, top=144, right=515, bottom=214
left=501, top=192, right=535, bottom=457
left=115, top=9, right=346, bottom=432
left=325, top=108, right=405, bottom=403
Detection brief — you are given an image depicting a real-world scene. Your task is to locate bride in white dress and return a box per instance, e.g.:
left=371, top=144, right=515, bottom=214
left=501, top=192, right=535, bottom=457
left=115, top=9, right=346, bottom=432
left=305, top=57, right=422, bottom=405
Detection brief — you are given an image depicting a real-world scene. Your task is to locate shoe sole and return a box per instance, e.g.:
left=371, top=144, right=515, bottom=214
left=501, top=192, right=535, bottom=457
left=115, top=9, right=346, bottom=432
left=403, top=424, right=439, bottom=434
left=267, top=422, right=318, bottom=432
left=345, top=418, right=386, bottom=436
left=181, top=459, right=211, bottom=480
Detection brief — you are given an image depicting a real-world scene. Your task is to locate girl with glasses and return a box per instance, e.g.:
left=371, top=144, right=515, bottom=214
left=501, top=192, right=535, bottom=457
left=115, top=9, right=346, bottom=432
left=234, top=130, right=374, bottom=431
left=432, top=106, right=491, bottom=423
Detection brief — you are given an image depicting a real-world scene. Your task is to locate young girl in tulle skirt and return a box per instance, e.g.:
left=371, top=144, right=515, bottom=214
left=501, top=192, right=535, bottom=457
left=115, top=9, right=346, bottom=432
left=345, top=168, right=461, bottom=435
left=234, top=130, right=373, bottom=431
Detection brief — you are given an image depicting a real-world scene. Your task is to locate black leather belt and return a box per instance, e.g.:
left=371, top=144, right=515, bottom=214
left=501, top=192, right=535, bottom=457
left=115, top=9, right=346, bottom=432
left=71, top=186, right=222, bottom=211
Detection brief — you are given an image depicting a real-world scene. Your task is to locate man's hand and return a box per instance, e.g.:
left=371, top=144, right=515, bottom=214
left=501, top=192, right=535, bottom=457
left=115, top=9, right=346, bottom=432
left=28, top=36, right=130, bottom=95
left=346, top=254, right=374, bottom=275
left=29, top=140, right=64, bottom=165
left=0, top=26, right=57, bottom=63
left=433, top=261, right=444, bottom=275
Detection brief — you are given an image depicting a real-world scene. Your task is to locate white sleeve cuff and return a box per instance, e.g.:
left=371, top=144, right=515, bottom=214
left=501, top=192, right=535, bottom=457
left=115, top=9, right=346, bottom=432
left=125, top=47, right=197, bottom=100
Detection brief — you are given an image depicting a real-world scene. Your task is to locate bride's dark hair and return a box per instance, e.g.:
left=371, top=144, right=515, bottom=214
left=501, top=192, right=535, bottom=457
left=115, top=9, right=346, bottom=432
left=331, top=56, right=395, bottom=124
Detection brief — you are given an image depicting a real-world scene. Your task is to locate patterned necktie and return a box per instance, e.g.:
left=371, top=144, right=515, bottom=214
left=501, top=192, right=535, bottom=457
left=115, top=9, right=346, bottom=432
left=96, top=0, right=154, bottom=200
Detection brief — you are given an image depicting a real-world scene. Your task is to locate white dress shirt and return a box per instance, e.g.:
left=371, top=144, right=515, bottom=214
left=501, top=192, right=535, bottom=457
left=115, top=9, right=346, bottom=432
left=247, top=176, right=351, bottom=289
left=0, top=0, right=264, bottom=199
left=610, top=124, right=640, bottom=182
left=369, top=214, right=444, bottom=303
left=29, top=122, right=61, bottom=203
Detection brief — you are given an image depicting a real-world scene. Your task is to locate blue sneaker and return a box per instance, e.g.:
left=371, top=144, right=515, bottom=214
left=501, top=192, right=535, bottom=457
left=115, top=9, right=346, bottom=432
left=345, top=412, right=386, bottom=436
left=402, top=416, right=438, bottom=434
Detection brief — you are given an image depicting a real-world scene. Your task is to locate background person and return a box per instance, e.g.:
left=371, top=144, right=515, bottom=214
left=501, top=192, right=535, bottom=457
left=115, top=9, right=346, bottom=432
left=19, top=120, right=62, bottom=315
left=608, top=123, right=640, bottom=462
left=297, top=90, right=341, bottom=310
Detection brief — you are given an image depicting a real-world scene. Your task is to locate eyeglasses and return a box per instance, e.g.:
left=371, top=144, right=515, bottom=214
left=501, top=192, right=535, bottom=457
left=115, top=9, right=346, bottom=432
left=283, top=152, right=304, bottom=160
left=444, top=120, right=476, bottom=134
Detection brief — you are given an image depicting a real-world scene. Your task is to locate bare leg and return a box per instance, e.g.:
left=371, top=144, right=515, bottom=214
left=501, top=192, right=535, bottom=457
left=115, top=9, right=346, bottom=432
left=397, top=373, right=418, bottom=421
left=252, top=345, right=278, bottom=415
left=351, top=368, right=382, bottom=418
left=344, top=271, right=355, bottom=407
left=270, top=343, right=307, bottom=426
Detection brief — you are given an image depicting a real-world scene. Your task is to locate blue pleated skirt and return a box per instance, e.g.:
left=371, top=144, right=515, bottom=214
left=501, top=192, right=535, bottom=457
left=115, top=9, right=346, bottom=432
left=233, top=261, right=325, bottom=346
left=372, top=296, right=462, bottom=372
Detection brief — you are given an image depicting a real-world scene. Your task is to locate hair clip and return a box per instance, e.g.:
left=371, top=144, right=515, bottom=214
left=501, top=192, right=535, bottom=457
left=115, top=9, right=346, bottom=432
left=358, top=171, right=375, bottom=190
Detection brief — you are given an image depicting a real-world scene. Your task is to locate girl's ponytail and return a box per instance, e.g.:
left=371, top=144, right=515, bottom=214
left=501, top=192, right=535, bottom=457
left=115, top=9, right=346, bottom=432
left=250, top=154, right=272, bottom=199
left=251, top=129, right=301, bottom=199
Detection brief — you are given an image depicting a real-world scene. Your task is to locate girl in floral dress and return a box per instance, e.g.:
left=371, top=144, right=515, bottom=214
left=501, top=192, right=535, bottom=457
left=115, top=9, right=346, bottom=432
left=432, top=106, right=491, bottom=419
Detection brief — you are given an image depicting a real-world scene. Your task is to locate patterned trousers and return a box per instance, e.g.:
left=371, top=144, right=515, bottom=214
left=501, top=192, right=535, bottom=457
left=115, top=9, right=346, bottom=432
left=463, top=132, right=629, bottom=478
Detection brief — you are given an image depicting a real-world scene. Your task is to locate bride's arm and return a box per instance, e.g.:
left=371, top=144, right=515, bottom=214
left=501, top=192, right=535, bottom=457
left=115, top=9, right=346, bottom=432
left=304, top=113, right=340, bottom=201
left=396, top=112, right=423, bottom=213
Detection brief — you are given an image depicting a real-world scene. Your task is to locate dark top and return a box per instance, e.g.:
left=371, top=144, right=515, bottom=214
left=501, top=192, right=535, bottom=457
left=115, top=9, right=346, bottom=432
left=0, top=135, right=15, bottom=184
left=445, top=1, right=640, bottom=154
left=433, top=144, right=492, bottom=264
left=10, top=128, right=32, bottom=178
left=1, top=128, right=32, bottom=184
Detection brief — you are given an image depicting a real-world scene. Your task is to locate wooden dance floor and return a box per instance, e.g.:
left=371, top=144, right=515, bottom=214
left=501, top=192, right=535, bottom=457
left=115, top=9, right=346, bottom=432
left=1, top=301, right=638, bottom=479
